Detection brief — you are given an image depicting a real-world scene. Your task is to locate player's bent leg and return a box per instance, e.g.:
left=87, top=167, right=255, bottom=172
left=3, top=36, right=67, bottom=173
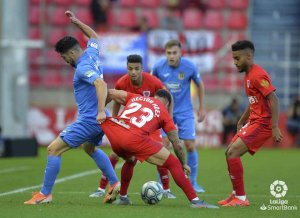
left=90, top=152, right=120, bottom=198
left=220, top=137, right=250, bottom=207
left=147, top=149, right=218, bottom=208
left=185, top=140, right=205, bottom=193
left=24, top=137, right=69, bottom=205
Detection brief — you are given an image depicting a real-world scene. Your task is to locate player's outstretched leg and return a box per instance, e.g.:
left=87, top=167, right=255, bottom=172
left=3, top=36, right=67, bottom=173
left=89, top=153, right=119, bottom=198
left=160, top=154, right=218, bottom=208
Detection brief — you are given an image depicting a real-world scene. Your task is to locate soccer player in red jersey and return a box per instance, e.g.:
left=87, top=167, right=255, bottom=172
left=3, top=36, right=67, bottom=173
left=101, top=89, right=218, bottom=208
left=218, top=40, right=283, bottom=207
left=89, top=55, right=176, bottom=200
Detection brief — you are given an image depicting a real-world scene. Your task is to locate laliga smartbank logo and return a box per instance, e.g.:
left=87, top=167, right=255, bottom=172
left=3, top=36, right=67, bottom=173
left=260, top=180, right=297, bottom=211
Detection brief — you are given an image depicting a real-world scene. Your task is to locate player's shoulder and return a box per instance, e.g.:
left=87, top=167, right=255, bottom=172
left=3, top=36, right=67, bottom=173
left=115, top=74, right=129, bottom=88
left=153, top=58, right=168, bottom=68
left=143, top=72, right=158, bottom=80
left=251, top=64, right=270, bottom=78
left=180, top=57, right=197, bottom=69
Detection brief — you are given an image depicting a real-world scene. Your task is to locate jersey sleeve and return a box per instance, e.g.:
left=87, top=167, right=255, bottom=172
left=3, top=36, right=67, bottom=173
left=253, top=73, right=276, bottom=97
left=191, top=63, right=201, bottom=86
left=77, top=65, right=102, bottom=85
left=115, top=77, right=125, bottom=90
left=86, top=38, right=100, bottom=55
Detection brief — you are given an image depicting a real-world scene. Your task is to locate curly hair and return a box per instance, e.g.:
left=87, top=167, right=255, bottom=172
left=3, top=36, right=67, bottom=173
left=55, top=36, right=79, bottom=53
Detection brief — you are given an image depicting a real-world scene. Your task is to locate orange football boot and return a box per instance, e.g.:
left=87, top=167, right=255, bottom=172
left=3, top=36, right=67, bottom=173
left=24, top=192, right=52, bottom=205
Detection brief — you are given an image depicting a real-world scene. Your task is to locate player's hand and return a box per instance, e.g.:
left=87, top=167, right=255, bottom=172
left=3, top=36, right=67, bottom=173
left=197, top=109, right=205, bottom=122
left=96, top=111, right=106, bottom=124
left=65, top=10, right=77, bottom=22
left=272, top=126, right=283, bottom=142
left=183, top=164, right=191, bottom=177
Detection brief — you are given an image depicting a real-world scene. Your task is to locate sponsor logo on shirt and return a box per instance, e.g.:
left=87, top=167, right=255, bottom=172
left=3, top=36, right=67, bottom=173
left=85, top=70, right=96, bottom=78
left=143, top=91, right=151, bottom=97
left=260, top=79, right=269, bottom=88
left=248, top=96, right=258, bottom=104
left=166, top=83, right=181, bottom=92
left=163, top=73, right=170, bottom=77
left=178, top=72, right=184, bottom=80
left=90, top=42, right=98, bottom=49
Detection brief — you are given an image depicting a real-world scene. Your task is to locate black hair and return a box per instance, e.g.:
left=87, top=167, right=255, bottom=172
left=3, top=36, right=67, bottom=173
left=127, top=54, right=143, bottom=64
left=154, top=89, right=172, bottom=105
left=55, top=36, right=80, bottom=54
left=231, top=40, right=255, bottom=53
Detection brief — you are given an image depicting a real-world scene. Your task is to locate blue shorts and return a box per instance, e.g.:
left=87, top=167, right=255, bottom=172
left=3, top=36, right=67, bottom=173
left=60, top=120, right=104, bottom=148
left=161, top=112, right=195, bottom=140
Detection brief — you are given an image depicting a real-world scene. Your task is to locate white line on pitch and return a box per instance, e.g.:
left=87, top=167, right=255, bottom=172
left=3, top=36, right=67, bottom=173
left=0, top=162, right=123, bottom=197
left=0, top=166, right=30, bottom=174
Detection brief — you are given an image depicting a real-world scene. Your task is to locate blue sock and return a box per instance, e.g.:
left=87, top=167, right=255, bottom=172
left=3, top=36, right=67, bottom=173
left=41, top=156, right=61, bottom=195
left=91, top=149, right=118, bottom=185
left=187, top=150, right=198, bottom=185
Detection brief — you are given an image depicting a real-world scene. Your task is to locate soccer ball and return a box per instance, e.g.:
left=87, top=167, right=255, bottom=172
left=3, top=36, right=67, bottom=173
left=141, top=181, right=163, bottom=205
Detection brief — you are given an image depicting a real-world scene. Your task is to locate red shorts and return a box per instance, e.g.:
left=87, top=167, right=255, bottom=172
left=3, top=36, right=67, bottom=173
left=149, top=129, right=163, bottom=144
left=231, top=121, right=272, bottom=155
left=101, top=120, right=163, bottom=162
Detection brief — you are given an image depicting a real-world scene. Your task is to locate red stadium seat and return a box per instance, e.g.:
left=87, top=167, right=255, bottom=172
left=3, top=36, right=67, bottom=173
left=140, top=10, right=159, bottom=29
left=213, top=31, right=223, bottom=50
left=43, top=70, right=64, bottom=88
left=117, top=10, right=138, bottom=28
left=119, top=0, right=136, bottom=7
left=28, top=49, right=44, bottom=66
left=75, top=8, right=93, bottom=26
left=47, top=27, right=68, bottom=46
left=139, top=0, right=161, bottom=8
left=46, top=49, right=65, bottom=67
left=48, top=7, right=70, bottom=26
left=29, top=70, right=42, bottom=87
left=227, top=0, right=249, bottom=10
left=182, top=9, right=203, bottom=29
left=206, top=0, right=225, bottom=10
left=29, top=6, right=43, bottom=25
left=50, top=0, right=73, bottom=6
left=74, top=0, right=90, bottom=6
left=203, top=10, right=224, bottom=29
left=227, top=11, right=248, bottom=30
left=28, top=26, right=41, bottom=39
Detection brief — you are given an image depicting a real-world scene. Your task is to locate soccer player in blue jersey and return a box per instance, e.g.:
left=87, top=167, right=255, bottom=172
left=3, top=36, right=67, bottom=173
left=24, top=10, right=120, bottom=205
left=152, top=39, right=205, bottom=193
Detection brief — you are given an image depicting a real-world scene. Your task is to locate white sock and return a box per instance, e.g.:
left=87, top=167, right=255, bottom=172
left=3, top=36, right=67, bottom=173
left=164, top=189, right=170, bottom=192
left=120, top=195, right=128, bottom=198
left=232, top=190, right=236, bottom=195
left=236, top=195, right=246, bottom=201
left=191, top=197, right=199, bottom=201
left=97, top=188, right=105, bottom=192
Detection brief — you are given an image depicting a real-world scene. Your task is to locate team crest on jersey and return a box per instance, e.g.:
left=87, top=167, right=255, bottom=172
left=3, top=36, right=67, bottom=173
left=260, top=79, right=269, bottom=87
left=143, top=91, right=151, bottom=97
left=85, top=70, right=96, bottom=78
left=178, top=72, right=184, bottom=80
left=247, top=80, right=250, bottom=88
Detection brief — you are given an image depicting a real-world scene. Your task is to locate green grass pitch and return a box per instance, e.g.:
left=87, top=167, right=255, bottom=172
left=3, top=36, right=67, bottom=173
left=0, top=147, right=299, bottom=218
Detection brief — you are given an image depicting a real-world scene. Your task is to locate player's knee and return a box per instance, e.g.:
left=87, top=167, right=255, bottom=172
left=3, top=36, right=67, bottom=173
left=47, top=145, right=60, bottom=156
left=83, top=144, right=95, bottom=155
left=226, top=146, right=239, bottom=158
left=109, top=152, right=119, bottom=161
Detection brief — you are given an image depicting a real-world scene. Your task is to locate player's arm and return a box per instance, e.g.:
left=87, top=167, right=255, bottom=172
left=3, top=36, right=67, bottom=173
left=65, top=10, right=98, bottom=39
left=94, top=78, right=107, bottom=123
left=267, top=91, right=283, bottom=142
left=112, top=101, right=122, bottom=116
left=195, top=80, right=205, bottom=122
left=107, top=89, right=128, bottom=105
left=237, top=105, right=250, bottom=131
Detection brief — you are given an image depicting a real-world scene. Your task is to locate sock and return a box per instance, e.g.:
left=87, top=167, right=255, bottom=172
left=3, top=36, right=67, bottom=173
left=187, top=150, right=199, bottom=185
left=157, top=166, right=169, bottom=190
left=41, top=156, right=61, bottom=195
left=162, top=154, right=197, bottom=201
left=99, top=154, right=119, bottom=189
left=120, top=159, right=137, bottom=196
left=91, top=149, right=118, bottom=185
left=226, top=157, right=245, bottom=196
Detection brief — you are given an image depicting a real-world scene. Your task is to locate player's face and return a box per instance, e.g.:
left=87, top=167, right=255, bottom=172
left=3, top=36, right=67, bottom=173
left=61, top=51, right=76, bottom=68
left=232, top=50, right=250, bottom=73
left=165, top=46, right=181, bottom=67
left=127, top=62, right=143, bottom=85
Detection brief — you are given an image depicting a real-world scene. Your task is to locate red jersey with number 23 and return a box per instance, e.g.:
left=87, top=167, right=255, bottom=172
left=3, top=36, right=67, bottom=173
left=115, top=92, right=176, bottom=136
left=244, top=64, right=276, bottom=125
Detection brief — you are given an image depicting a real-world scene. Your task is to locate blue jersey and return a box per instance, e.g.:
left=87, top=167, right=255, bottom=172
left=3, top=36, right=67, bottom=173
left=152, top=57, right=201, bottom=114
left=73, top=38, right=104, bottom=124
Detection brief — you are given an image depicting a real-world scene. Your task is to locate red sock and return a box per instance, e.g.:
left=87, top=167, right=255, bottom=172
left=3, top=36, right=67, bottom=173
left=226, top=157, right=245, bottom=196
left=162, top=154, right=197, bottom=201
left=120, top=159, right=137, bottom=196
left=157, top=166, right=169, bottom=190
left=99, top=154, right=118, bottom=189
